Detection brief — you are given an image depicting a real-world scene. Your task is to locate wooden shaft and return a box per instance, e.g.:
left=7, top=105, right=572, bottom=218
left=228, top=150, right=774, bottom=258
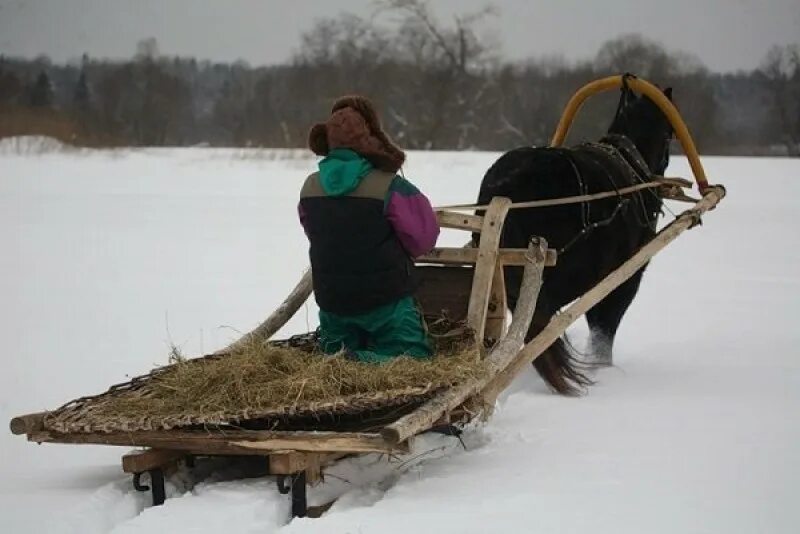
left=215, top=269, right=313, bottom=354
left=480, top=186, right=726, bottom=402
left=9, top=412, right=45, bottom=435
left=381, top=238, right=547, bottom=444
left=549, top=75, right=710, bottom=192
left=493, top=240, right=548, bottom=346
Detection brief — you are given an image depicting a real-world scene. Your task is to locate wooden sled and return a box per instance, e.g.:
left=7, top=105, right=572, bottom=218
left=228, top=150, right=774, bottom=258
left=9, top=75, right=726, bottom=519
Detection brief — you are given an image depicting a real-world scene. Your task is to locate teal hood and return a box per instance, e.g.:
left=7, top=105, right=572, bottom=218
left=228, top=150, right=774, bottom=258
left=317, top=149, right=374, bottom=197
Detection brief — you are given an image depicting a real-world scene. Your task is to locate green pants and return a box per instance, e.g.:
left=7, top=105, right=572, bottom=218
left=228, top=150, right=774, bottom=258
left=318, top=296, right=432, bottom=363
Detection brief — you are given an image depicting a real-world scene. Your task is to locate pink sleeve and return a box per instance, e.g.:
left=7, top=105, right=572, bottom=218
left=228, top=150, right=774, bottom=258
left=384, top=178, right=439, bottom=257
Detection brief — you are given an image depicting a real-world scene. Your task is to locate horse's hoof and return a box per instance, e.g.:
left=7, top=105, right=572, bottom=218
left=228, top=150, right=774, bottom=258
left=587, top=349, right=613, bottom=367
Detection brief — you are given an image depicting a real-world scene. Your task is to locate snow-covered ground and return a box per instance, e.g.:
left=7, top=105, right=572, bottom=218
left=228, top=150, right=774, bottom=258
left=1, top=143, right=798, bottom=533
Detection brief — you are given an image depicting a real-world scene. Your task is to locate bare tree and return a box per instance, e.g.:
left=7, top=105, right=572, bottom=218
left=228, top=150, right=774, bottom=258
left=377, top=0, right=498, bottom=148
left=760, top=44, right=800, bottom=155
left=596, top=34, right=673, bottom=79
left=380, top=0, right=496, bottom=74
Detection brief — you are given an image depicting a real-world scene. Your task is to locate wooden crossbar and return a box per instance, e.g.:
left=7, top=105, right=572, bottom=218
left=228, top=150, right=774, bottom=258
left=436, top=211, right=483, bottom=232
left=418, top=247, right=557, bottom=267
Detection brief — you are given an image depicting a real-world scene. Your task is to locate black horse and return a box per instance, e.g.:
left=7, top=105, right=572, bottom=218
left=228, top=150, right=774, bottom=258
left=477, top=82, right=674, bottom=394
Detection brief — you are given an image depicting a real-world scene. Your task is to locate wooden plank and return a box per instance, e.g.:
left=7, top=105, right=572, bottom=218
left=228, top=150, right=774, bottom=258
left=269, top=452, right=347, bottom=477
left=122, top=449, right=185, bottom=473
left=230, top=436, right=408, bottom=454
left=381, top=238, right=547, bottom=444
left=418, top=247, right=557, bottom=267
left=478, top=186, right=726, bottom=403
left=467, top=197, right=512, bottom=341
left=270, top=452, right=351, bottom=490
left=415, top=265, right=473, bottom=322
left=417, top=248, right=478, bottom=265
left=435, top=211, right=483, bottom=232
left=269, top=452, right=313, bottom=474
left=9, top=412, right=46, bottom=435
left=215, top=269, right=312, bottom=354
left=28, top=429, right=401, bottom=455
left=484, top=264, right=507, bottom=341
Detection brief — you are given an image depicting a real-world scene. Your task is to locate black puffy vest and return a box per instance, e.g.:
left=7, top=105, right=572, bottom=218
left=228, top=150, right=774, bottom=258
left=299, top=170, right=417, bottom=315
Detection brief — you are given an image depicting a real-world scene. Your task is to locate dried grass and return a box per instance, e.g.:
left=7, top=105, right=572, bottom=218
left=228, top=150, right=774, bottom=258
left=84, top=325, right=485, bottom=426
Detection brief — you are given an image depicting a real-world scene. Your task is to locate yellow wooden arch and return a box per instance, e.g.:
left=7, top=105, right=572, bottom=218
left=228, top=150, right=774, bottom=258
left=550, top=75, right=710, bottom=192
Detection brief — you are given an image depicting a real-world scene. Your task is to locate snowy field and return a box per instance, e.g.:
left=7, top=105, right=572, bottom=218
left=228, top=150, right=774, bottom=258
left=1, top=141, right=798, bottom=533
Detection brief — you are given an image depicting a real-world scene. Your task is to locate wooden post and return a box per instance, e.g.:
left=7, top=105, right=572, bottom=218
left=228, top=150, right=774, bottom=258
left=381, top=238, right=547, bottom=444
left=269, top=452, right=348, bottom=484
left=466, top=197, right=512, bottom=342
left=122, top=449, right=185, bottom=474
left=216, top=269, right=313, bottom=354
left=484, top=265, right=507, bottom=341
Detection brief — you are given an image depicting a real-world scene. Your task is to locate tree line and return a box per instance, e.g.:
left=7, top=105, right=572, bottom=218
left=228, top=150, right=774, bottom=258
left=1, top=0, right=798, bottom=155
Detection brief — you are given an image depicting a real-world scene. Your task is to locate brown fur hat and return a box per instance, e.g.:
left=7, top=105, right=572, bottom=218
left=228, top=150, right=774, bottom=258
left=308, top=95, right=406, bottom=173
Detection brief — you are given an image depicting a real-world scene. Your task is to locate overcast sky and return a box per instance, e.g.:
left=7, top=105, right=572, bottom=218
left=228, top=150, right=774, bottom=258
left=1, top=0, right=798, bottom=72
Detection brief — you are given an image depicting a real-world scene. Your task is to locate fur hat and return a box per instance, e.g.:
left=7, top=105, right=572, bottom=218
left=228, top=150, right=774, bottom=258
left=308, top=95, right=406, bottom=173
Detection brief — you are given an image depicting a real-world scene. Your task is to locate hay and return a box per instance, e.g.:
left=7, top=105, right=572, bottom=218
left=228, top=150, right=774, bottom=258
left=103, top=341, right=482, bottom=420
left=44, top=323, right=486, bottom=433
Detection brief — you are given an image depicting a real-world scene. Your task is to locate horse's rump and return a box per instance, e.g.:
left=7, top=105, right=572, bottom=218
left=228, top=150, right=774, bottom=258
left=481, top=139, right=656, bottom=259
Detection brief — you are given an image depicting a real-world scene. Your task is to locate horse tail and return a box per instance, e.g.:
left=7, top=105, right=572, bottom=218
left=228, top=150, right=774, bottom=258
left=533, top=337, right=593, bottom=395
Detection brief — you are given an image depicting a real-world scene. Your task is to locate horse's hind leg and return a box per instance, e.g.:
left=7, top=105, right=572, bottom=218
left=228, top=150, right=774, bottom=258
left=585, top=268, right=646, bottom=366
left=506, top=273, right=590, bottom=395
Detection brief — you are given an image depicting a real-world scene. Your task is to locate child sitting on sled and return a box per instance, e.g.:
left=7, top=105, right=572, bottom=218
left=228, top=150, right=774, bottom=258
left=299, top=96, right=439, bottom=363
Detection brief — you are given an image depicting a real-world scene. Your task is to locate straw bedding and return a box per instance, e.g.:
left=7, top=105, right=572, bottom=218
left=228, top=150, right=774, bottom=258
left=43, top=324, right=485, bottom=434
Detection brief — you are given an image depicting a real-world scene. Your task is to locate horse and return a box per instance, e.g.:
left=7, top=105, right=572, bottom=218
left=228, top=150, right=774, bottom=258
left=476, top=81, right=674, bottom=394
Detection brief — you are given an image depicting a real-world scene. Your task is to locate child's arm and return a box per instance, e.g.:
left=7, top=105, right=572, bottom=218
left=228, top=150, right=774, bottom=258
left=384, top=176, right=439, bottom=258
left=298, top=202, right=309, bottom=238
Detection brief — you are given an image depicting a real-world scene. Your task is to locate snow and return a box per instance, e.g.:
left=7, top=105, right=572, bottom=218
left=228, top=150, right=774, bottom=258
left=0, top=135, right=74, bottom=155
left=1, top=146, right=798, bottom=533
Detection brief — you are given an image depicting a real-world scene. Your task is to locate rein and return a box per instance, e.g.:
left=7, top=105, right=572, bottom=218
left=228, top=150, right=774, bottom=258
left=441, top=125, right=683, bottom=256
left=435, top=180, right=665, bottom=212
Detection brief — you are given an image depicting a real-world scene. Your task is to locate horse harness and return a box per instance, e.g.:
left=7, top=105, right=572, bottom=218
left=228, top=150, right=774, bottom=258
left=555, top=134, right=662, bottom=256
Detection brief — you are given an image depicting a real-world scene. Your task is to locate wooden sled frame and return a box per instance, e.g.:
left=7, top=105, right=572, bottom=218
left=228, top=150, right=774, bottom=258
left=10, top=75, right=726, bottom=520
